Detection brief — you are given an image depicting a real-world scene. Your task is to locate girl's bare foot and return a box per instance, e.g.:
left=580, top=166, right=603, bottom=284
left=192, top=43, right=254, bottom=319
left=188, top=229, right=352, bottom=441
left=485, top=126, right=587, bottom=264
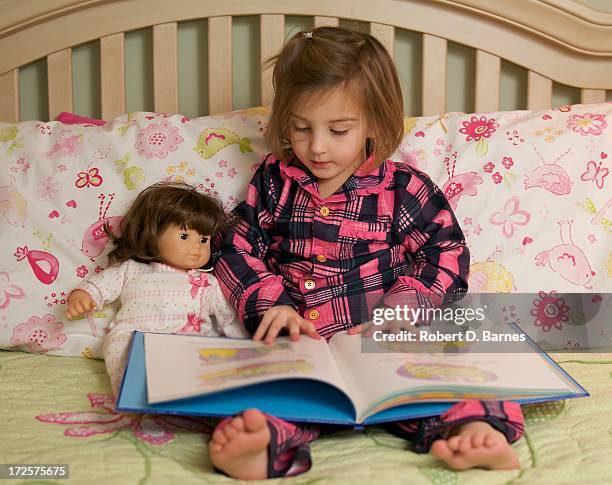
left=431, top=421, right=519, bottom=470
left=209, top=408, right=271, bottom=480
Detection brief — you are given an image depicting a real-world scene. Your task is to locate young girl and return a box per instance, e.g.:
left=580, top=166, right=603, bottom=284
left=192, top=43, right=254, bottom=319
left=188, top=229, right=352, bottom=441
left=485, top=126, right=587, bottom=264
left=212, top=27, right=524, bottom=479
left=66, top=182, right=248, bottom=398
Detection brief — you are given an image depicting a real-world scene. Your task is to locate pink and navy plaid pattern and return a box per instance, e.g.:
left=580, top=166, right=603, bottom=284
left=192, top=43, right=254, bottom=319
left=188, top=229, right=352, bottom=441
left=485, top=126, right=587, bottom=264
left=215, top=154, right=470, bottom=338
left=387, top=400, right=525, bottom=453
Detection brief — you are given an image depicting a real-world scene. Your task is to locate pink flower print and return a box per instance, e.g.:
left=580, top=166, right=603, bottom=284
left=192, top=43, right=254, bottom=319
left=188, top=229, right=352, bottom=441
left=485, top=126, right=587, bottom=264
left=473, top=224, right=483, bottom=235
left=483, top=162, right=495, bottom=173
left=57, top=163, right=67, bottom=172
left=36, top=176, right=60, bottom=202
left=490, top=196, right=531, bottom=238
left=17, top=157, right=30, bottom=172
left=444, top=181, right=463, bottom=199
left=136, top=120, right=184, bottom=159
left=501, top=156, right=514, bottom=169
left=219, top=159, right=228, bottom=168
left=36, top=393, right=214, bottom=445
left=587, top=234, right=597, bottom=244
left=76, top=265, right=89, bottom=278
left=492, top=172, right=503, bottom=184
left=0, top=271, right=26, bottom=309
left=463, top=217, right=472, bottom=226
left=530, top=291, right=570, bottom=332
left=95, top=265, right=104, bottom=273
left=227, top=167, right=237, bottom=178
left=459, top=116, right=499, bottom=142
left=436, top=138, right=445, bottom=146
left=10, top=314, right=67, bottom=352
left=567, top=113, right=607, bottom=136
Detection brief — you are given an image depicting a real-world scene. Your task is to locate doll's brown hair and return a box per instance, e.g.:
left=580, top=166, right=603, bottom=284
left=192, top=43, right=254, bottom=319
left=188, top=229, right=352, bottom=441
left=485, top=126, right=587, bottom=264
left=265, top=26, right=404, bottom=167
left=105, top=182, right=228, bottom=266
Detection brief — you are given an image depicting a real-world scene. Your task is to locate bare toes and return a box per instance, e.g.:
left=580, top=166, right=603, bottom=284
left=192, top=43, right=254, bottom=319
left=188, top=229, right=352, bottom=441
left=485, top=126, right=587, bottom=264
left=471, top=432, right=485, bottom=448
left=224, top=425, right=238, bottom=440
left=211, top=428, right=227, bottom=446
left=459, top=436, right=472, bottom=454
left=447, top=435, right=461, bottom=451
left=232, top=416, right=245, bottom=432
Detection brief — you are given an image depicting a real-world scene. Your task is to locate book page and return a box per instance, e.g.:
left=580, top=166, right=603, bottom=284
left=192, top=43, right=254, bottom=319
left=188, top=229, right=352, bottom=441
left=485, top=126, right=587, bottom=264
left=144, top=333, right=352, bottom=404
left=328, top=331, right=576, bottom=422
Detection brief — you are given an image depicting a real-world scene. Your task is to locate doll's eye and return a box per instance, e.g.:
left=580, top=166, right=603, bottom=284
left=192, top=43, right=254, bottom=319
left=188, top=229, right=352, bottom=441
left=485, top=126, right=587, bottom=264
left=200, top=237, right=209, bottom=244
left=180, top=233, right=189, bottom=240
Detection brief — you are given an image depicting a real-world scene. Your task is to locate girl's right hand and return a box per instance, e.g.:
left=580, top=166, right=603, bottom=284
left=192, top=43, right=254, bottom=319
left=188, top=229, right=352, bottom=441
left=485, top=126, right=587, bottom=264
left=254, top=305, right=321, bottom=345
left=65, top=290, right=95, bottom=319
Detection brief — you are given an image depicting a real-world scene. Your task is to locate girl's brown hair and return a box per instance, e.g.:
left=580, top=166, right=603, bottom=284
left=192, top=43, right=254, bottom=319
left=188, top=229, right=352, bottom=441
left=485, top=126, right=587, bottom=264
left=265, top=26, right=404, bottom=167
left=105, top=182, right=228, bottom=266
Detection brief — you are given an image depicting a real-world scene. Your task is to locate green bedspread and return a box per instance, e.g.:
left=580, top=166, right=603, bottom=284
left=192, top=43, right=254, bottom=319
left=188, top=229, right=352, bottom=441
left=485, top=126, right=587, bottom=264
left=1, top=350, right=611, bottom=484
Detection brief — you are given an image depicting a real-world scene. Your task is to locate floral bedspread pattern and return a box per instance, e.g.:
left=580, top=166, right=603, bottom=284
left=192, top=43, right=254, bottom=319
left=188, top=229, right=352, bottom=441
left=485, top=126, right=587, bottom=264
left=0, top=104, right=610, bottom=357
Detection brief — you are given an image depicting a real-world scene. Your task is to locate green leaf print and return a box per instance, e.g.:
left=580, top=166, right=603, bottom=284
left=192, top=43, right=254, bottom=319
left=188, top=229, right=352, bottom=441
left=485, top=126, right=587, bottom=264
left=475, top=138, right=488, bottom=157
left=239, top=137, right=253, bottom=154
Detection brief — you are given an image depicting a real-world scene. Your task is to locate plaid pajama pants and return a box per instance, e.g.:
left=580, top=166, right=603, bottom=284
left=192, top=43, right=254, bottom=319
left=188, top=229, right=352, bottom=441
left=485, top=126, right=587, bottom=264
left=213, top=400, right=524, bottom=478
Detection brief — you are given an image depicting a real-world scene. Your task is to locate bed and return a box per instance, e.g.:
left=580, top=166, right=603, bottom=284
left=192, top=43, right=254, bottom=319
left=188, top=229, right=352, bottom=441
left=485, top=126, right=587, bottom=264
left=1, top=0, right=612, bottom=483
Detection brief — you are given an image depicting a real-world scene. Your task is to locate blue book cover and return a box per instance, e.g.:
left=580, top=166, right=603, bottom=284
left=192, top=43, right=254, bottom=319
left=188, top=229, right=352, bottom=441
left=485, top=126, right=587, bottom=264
left=116, top=330, right=588, bottom=425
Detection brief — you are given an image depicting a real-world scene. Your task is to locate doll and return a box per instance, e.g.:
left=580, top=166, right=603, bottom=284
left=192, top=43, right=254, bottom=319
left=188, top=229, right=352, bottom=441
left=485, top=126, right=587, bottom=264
left=66, top=182, right=248, bottom=398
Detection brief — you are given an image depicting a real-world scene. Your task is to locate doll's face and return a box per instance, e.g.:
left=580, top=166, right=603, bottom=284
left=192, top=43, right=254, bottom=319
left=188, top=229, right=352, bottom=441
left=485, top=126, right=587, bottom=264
left=157, top=224, right=211, bottom=271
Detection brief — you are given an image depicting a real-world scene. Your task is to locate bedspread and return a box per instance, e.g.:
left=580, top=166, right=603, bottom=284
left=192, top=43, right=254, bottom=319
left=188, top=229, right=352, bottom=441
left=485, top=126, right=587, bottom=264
left=1, top=350, right=611, bottom=484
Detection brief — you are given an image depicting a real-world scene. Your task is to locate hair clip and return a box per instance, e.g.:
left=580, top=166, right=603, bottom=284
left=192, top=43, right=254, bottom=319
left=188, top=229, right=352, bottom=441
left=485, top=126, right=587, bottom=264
left=303, top=31, right=313, bottom=39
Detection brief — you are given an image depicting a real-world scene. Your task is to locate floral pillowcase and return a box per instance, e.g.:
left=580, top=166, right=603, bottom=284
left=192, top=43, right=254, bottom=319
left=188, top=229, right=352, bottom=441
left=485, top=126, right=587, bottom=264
left=0, top=103, right=610, bottom=358
left=397, top=104, right=611, bottom=350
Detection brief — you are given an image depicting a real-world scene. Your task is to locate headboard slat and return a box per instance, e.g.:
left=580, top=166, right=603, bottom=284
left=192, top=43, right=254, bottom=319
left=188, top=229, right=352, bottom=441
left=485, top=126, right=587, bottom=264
left=475, top=50, right=500, bottom=113
left=0, top=69, right=19, bottom=122
left=314, top=17, right=339, bottom=28
left=580, top=89, right=606, bottom=104
left=47, top=49, right=73, bottom=120
left=208, top=16, right=232, bottom=115
left=153, top=23, right=179, bottom=113
left=527, top=71, right=552, bottom=110
left=422, top=34, right=447, bottom=116
left=100, top=33, right=126, bottom=120
left=260, top=15, right=285, bottom=107
left=370, top=23, right=394, bottom=58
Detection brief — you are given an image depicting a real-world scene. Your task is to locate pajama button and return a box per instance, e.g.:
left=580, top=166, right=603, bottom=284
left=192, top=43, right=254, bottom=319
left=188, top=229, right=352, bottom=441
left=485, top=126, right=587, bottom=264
left=316, top=255, right=327, bottom=263
left=319, top=206, right=330, bottom=217
left=304, top=279, right=315, bottom=290
left=308, top=309, right=320, bottom=320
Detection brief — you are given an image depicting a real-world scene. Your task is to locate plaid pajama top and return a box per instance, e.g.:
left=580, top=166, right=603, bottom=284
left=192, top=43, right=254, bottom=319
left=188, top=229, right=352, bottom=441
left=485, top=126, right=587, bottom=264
left=215, top=153, right=470, bottom=339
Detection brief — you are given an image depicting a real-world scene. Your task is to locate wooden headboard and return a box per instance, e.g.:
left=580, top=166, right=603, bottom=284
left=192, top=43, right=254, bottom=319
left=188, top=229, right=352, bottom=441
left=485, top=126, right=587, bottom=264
left=0, top=0, right=610, bottom=122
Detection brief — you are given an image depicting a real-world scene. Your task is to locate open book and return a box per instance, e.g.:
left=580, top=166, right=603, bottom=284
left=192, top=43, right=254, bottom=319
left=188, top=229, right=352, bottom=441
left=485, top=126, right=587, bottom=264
left=116, top=328, right=587, bottom=425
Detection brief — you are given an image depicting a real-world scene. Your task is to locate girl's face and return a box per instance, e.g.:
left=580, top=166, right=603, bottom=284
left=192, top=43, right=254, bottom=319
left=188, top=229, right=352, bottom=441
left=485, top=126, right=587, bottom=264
left=288, top=84, right=368, bottom=193
left=157, top=224, right=211, bottom=271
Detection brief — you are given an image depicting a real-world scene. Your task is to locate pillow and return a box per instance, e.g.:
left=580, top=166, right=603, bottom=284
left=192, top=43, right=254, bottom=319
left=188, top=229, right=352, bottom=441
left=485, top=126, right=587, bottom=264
left=0, top=108, right=270, bottom=357
left=0, top=103, right=609, bottom=357
left=56, top=112, right=107, bottom=126
left=395, top=103, right=611, bottom=350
